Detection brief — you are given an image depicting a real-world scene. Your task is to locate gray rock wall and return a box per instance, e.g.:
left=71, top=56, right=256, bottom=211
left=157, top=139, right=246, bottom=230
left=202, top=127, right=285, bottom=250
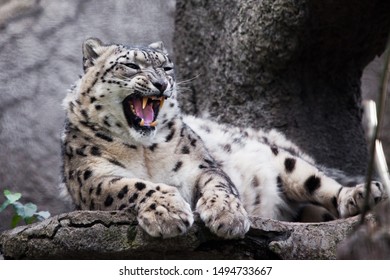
left=173, top=0, right=390, bottom=177
left=0, top=0, right=175, bottom=231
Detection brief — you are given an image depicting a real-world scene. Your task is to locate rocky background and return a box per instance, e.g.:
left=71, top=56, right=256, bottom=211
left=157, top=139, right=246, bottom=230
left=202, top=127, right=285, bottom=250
left=0, top=0, right=389, bottom=233
left=173, top=0, right=390, bottom=177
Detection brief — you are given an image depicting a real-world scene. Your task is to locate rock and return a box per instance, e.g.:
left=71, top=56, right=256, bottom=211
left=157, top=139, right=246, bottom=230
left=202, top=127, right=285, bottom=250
left=173, top=0, right=390, bottom=176
left=0, top=210, right=366, bottom=259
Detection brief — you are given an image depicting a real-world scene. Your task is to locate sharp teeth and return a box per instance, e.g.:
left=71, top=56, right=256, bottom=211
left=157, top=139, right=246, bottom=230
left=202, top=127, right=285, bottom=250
left=159, top=97, right=165, bottom=109
left=142, top=97, right=148, bottom=109
left=140, top=119, right=145, bottom=126
left=150, top=121, right=158, bottom=127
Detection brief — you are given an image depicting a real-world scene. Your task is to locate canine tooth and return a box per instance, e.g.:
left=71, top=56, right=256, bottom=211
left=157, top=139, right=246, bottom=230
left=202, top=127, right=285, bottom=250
left=140, top=119, right=145, bottom=126
left=150, top=121, right=158, bottom=127
left=159, top=97, right=165, bottom=109
left=142, top=97, right=148, bottom=109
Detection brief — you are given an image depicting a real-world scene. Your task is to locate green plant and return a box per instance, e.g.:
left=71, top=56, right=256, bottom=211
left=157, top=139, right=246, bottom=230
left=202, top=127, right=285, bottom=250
left=0, top=189, right=50, bottom=228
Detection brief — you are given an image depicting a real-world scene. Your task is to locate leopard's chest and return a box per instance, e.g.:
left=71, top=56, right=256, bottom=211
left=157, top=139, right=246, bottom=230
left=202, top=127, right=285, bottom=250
left=102, top=140, right=182, bottom=183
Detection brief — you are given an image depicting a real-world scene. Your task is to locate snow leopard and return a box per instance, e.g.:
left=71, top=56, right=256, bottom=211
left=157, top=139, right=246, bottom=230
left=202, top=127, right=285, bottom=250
left=61, top=38, right=386, bottom=239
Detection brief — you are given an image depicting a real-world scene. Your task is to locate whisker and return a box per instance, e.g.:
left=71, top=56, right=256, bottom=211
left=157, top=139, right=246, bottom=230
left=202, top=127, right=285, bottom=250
left=175, top=85, right=192, bottom=94
left=176, top=74, right=201, bottom=85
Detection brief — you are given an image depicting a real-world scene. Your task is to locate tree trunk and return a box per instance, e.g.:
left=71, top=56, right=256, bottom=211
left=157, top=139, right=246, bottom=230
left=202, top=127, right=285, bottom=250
left=0, top=211, right=369, bottom=260
left=173, top=0, right=390, bottom=176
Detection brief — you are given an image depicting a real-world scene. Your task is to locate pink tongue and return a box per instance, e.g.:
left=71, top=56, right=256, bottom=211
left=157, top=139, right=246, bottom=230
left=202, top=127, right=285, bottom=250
left=133, top=98, right=154, bottom=125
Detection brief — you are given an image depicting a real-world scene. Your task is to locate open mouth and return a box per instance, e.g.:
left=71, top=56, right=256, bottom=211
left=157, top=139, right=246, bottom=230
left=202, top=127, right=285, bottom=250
left=122, top=95, right=165, bottom=131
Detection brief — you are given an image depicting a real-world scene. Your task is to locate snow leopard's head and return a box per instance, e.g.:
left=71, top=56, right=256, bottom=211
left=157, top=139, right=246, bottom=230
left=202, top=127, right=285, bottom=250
left=64, top=38, right=178, bottom=142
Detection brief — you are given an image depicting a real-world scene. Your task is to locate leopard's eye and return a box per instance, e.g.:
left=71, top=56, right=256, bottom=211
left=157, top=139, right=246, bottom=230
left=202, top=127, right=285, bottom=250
left=163, top=66, right=173, bottom=72
left=122, top=63, right=140, bottom=70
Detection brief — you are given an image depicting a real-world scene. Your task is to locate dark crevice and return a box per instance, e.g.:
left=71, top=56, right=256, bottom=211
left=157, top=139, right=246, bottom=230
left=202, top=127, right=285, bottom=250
left=246, top=227, right=292, bottom=242
left=66, top=220, right=134, bottom=229
left=26, top=223, right=62, bottom=241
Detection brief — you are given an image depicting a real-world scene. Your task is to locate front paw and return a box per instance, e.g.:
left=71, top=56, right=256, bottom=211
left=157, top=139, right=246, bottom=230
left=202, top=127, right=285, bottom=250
left=196, top=192, right=250, bottom=239
left=338, top=181, right=386, bottom=218
left=137, top=185, right=194, bottom=238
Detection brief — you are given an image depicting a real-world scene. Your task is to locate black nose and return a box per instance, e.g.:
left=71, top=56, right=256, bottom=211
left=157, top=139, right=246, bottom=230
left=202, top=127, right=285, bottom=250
left=153, top=81, right=168, bottom=94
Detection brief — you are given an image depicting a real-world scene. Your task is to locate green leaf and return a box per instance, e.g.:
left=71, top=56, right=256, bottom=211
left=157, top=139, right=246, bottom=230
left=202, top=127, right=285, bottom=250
left=23, top=203, right=38, bottom=218
left=13, top=202, right=38, bottom=219
left=13, top=201, right=25, bottom=217
left=4, top=189, right=22, bottom=204
left=1, top=189, right=51, bottom=227
left=35, top=211, right=51, bottom=220
left=11, top=214, right=22, bottom=228
left=0, top=200, right=10, bottom=212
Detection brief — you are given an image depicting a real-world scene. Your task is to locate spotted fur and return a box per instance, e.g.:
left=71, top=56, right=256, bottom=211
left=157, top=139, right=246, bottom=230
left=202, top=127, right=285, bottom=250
left=61, top=38, right=387, bottom=239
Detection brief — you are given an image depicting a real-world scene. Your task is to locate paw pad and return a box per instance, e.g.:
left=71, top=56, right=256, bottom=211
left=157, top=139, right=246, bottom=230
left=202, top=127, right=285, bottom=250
left=137, top=185, right=194, bottom=238
left=196, top=193, right=250, bottom=239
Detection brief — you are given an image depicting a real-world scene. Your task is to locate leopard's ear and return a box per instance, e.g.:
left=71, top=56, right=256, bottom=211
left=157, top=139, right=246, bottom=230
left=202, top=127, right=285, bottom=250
left=82, top=38, right=108, bottom=72
left=148, top=41, right=167, bottom=54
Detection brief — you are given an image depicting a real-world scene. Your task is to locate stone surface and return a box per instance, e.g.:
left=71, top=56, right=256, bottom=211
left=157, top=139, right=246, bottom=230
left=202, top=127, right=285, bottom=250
left=338, top=202, right=390, bottom=259
left=0, top=210, right=365, bottom=259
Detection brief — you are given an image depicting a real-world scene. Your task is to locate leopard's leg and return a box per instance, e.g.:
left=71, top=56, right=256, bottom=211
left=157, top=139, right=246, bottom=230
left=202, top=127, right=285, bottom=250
left=72, top=173, right=194, bottom=238
left=165, top=122, right=251, bottom=239
left=195, top=167, right=251, bottom=239
left=271, top=149, right=385, bottom=218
